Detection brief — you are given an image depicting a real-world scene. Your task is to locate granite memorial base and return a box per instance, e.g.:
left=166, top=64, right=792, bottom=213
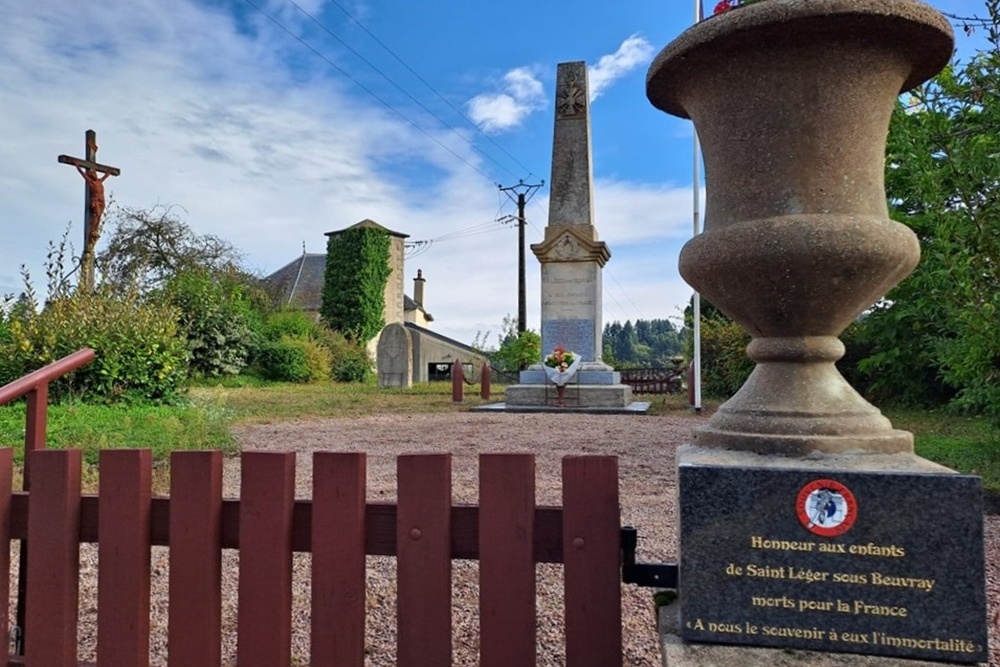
left=659, top=603, right=974, bottom=667
left=503, top=362, right=636, bottom=410
left=665, top=446, right=988, bottom=666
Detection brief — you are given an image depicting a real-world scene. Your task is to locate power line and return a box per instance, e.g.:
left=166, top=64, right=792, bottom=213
left=605, top=269, right=647, bottom=320
left=602, top=286, right=630, bottom=323
left=526, top=190, right=646, bottom=322
left=241, top=0, right=497, bottom=184
left=320, top=0, right=541, bottom=180
left=404, top=218, right=508, bottom=251
left=281, top=0, right=527, bottom=182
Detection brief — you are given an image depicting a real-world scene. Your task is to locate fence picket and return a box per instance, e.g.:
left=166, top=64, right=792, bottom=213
left=4, top=449, right=627, bottom=667
left=397, top=454, right=452, bottom=667
left=236, top=452, right=296, bottom=667
left=311, top=452, right=366, bottom=667
left=97, top=450, right=153, bottom=667
left=479, top=453, right=536, bottom=667
left=168, top=451, right=223, bottom=667
left=25, top=449, right=82, bottom=667
left=0, top=449, right=11, bottom=649
left=563, top=456, right=623, bottom=667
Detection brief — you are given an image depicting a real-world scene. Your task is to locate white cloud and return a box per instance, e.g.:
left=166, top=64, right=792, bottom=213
left=0, top=2, right=692, bottom=346
left=588, top=34, right=656, bottom=101
left=593, top=178, right=699, bottom=244
left=466, top=67, right=546, bottom=133
left=466, top=34, right=655, bottom=135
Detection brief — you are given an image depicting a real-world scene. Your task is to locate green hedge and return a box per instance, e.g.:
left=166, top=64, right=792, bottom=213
left=0, top=288, right=189, bottom=403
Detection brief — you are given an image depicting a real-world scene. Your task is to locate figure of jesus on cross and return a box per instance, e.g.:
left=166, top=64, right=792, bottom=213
left=58, top=129, right=121, bottom=291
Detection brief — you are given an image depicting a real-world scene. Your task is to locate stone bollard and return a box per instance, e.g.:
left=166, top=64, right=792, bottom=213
left=451, top=361, right=464, bottom=403
left=479, top=360, right=491, bottom=400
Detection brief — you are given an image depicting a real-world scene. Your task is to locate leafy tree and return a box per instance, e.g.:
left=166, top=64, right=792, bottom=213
left=679, top=297, right=754, bottom=397
left=614, top=321, right=639, bottom=365
left=0, top=229, right=190, bottom=403
left=856, top=2, right=1000, bottom=415
left=493, top=330, right=542, bottom=372
left=602, top=318, right=682, bottom=368
left=321, top=226, right=391, bottom=344
left=98, top=204, right=243, bottom=291
left=160, top=268, right=266, bottom=378
left=488, top=314, right=541, bottom=372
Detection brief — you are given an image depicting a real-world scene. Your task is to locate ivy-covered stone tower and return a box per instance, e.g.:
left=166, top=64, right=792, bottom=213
left=322, top=219, right=408, bottom=345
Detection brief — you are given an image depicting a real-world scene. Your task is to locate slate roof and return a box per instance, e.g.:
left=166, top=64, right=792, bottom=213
left=265, top=251, right=433, bottom=320
left=265, top=253, right=327, bottom=311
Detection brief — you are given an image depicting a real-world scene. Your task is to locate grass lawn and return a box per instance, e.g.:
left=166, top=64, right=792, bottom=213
left=888, top=409, right=1000, bottom=496
left=0, top=382, right=996, bottom=498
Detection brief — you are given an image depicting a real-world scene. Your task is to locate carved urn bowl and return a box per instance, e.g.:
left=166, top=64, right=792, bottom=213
left=646, top=0, right=953, bottom=455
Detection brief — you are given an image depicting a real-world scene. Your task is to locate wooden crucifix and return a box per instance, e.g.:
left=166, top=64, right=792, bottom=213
left=58, top=129, right=121, bottom=291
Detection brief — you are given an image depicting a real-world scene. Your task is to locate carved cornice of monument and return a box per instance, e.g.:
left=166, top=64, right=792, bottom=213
left=531, top=225, right=610, bottom=266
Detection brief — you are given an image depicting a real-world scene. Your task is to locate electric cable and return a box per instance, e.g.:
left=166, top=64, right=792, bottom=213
left=321, top=0, right=541, bottom=180
left=282, top=0, right=525, bottom=181
left=242, top=0, right=497, bottom=184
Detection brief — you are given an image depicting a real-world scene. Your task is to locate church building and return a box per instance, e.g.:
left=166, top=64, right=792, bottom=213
left=264, top=219, right=484, bottom=382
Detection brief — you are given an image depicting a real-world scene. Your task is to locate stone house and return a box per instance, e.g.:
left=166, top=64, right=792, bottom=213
left=264, top=219, right=484, bottom=382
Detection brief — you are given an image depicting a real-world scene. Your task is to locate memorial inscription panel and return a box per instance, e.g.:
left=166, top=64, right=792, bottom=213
left=679, top=465, right=987, bottom=663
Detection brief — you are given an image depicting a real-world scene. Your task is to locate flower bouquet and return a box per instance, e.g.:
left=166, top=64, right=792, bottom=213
left=712, top=0, right=766, bottom=14
left=543, top=346, right=582, bottom=406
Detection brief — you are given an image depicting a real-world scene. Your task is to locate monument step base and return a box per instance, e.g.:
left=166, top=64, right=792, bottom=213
left=658, top=603, right=978, bottom=667
left=471, top=401, right=651, bottom=415
left=503, top=383, right=634, bottom=409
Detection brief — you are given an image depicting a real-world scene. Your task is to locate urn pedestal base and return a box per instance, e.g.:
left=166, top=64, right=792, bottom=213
left=694, top=336, right=913, bottom=456
left=646, top=0, right=953, bottom=457
left=679, top=215, right=921, bottom=455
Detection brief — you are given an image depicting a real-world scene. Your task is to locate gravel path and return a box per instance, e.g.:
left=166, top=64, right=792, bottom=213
left=60, top=412, right=999, bottom=665
left=230, top=412, right=688, bottom=667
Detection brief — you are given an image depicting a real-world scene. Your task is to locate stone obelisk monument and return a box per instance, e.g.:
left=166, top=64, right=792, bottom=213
left=505, top=61, right=635, bottom=410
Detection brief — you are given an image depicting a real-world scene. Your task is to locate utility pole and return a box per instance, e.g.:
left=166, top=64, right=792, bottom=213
left=499, top=180, right=543, bottom=334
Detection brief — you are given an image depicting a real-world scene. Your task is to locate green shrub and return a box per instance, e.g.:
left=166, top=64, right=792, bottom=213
left=0, top=287, right=189, bottom=403
left=161, top=269, right=266, bottom=378
left=837, top=321, right=877, bottom=399
left=256, top=336, right=332, bottom=383
left=262, top=309, right=321, bottom=342
left=258, top=310, right=371, bottom=383
left=492, top=329, right=541, bottom=372
left=327, top=333, right=374, bottom=383
left=257, top=338, right=311, bottom=383
left=689, top=316, right=754, bottom=399
left=299, top=337, right=333, bottom=382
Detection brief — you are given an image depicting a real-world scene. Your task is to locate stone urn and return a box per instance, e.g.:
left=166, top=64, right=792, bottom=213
left=646, top=0, right=953, bottom=455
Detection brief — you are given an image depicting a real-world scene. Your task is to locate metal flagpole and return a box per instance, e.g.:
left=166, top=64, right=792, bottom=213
left=691, top=0, right=704, bottom=412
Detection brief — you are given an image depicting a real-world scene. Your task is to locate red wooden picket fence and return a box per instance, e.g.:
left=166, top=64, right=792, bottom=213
left=2, top=448, right=623, bottom=667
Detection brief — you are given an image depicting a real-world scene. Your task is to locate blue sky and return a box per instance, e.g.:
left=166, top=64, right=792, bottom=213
left=0, top=0, right=987, bottom=347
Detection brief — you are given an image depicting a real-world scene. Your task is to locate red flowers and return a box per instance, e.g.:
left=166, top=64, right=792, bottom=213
left=713, top=0, right=763, bottom=15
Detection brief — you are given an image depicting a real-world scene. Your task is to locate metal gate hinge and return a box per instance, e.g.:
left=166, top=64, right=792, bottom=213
left=620, top=526, right=678, bottom=589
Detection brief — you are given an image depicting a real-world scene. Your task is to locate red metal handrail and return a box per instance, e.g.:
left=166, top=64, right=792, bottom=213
left=0, top=347, right=95, bottom=461
left=0, top=347, right=96, bottom=405
left=0, top=347, right=95, bottom=656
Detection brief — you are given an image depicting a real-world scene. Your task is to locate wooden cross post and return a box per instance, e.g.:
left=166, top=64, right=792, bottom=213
left=58, top=129, right=121, bottom=292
